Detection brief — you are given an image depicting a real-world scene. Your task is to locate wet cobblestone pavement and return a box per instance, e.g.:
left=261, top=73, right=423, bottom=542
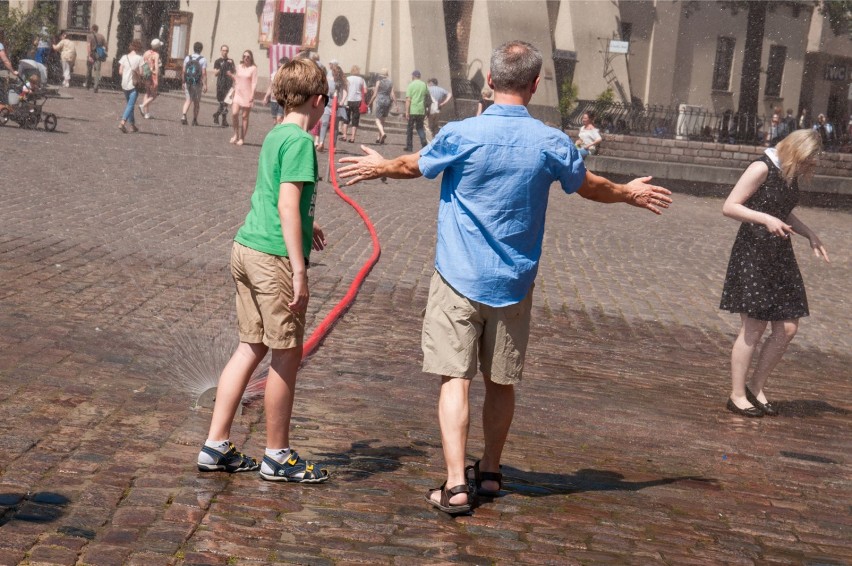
left=1, top=90, right=850, bottom=565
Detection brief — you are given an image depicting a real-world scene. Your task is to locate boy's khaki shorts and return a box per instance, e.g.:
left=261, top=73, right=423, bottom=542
left=231, top=242, right=305, bottom=349
left=421, top=271, right=533, bottom=385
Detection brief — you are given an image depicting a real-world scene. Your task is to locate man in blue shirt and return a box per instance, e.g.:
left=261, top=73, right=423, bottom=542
left=339, top=40, right=672, bottom=515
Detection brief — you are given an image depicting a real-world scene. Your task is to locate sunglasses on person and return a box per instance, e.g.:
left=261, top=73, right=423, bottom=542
left=315, top=92, right=329, bottom=106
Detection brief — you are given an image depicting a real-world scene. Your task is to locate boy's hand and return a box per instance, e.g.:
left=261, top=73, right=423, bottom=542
left=312, top=222, right=327, bottom=251
left=289, top=271, right=309, bottom=313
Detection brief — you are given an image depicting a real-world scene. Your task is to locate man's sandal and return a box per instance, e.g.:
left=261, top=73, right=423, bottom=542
left=259, top=450, right=330, bottom=483
left=425, top=481, right=473, bottom=515
left=465, top=460, right=503, bottom=497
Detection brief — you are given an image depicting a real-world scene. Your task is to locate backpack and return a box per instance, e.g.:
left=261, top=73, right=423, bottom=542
left=140, top=58, right=152, bottom=81
left=92, top=34, right=107, bottom=61
left=184, top=56, right=203, bottom=85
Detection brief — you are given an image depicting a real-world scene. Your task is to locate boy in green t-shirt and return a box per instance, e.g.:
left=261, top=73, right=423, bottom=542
left=197, top=59, right=331, bottom=483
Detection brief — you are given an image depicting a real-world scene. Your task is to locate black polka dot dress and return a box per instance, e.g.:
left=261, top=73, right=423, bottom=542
left=720, top=155, right=809, bottom=321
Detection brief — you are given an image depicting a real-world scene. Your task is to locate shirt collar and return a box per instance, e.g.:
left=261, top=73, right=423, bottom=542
left=764, top=147, right=780, bottom=169
left=482, top=104, right=531, bottom=117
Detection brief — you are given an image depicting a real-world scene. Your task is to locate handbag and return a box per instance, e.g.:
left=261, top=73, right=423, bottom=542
left=358, top=84, right=368, bottom=114
left=224, top=87, right=234, bottom=105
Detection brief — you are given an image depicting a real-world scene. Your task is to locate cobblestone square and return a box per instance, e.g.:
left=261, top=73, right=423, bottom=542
left=0, top=89, right=849, bottom=565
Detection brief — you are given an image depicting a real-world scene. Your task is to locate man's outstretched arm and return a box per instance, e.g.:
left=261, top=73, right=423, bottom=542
left=338, top=146, right=422, bottom=186
left=577, top=171, right=673, bottom=215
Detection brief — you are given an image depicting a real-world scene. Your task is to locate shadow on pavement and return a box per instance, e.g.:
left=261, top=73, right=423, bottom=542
left=775, top=399, right=849, bottom=418
left=499, top=467, right=718, bottom=497
left=0, top=492, right=70, bottom=526
left=318, top=439, right=429, bottom=481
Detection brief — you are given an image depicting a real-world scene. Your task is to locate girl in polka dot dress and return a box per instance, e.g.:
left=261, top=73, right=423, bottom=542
left=720, top=129, right=830, bottom=418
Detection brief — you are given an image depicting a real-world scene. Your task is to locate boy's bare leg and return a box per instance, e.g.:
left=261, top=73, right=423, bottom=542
left=430, top=376, right=471, bottom=506
left=480, top=374, right=514, bottom=492
left=207, top=342, right=268, bottom=440
left=264, top=345, right=303, bottom=449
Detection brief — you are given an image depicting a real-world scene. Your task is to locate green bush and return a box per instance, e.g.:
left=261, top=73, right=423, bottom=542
left=0, top=4, right=57, bottom=65
left=558, top=79, right=579, bottom=118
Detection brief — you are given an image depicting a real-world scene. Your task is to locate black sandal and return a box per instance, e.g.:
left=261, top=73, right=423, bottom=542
left=425, top=481, right=472, bottom=515
left=465, top=460, right=503, bottom=497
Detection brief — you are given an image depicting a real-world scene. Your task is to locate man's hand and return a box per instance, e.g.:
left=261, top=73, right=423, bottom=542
left=338, top=146, right=388, bottom=185
left=312, top=222, right=327, bottom=251
left=625, top=176, right=673, bottom=215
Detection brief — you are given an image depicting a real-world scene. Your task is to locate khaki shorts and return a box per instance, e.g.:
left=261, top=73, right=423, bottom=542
left=421, top=271, right=533, bottom=385
left=230, top=242, right=305, bottom=349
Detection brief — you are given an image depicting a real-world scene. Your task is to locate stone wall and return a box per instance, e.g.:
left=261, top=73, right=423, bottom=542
left=566, top=129, right=852, bottom=195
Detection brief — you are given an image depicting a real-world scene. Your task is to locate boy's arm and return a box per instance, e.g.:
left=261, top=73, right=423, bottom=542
left=338, top=147, right=422, bottom=186
left=277, top=182, right=309, bottom=312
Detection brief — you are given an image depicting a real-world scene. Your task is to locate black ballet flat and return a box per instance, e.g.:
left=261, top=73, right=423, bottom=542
left=745, top=387, right=779, bottom=416
left=726, top=398, right=764, bottom=418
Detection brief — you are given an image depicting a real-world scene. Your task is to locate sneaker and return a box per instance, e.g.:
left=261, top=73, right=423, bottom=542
left=138, top=104, right=145, bottom=115
left=144, top=113, right=151, bottom=120
left=181, top=115, right=188, bottom=125
left=221, top=120, right=229, bottom=128
left=192, top=119, right=199, bottom=126
left=197, top=443, right=259, bottom=473
left=259, top=450, right=329, bottom=483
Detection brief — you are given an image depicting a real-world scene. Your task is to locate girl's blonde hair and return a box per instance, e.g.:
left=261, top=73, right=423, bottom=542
left=775, top=129, right=821, bottom=183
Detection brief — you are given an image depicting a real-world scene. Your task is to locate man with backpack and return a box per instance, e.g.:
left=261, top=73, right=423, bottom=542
left=86, top=24, right=107, bottom=92
left=181, top=41, right=207, bottom=126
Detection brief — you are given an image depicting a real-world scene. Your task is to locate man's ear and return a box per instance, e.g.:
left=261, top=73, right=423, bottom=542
left=486, top=72, right=494, bottom=90
left=530, top=75, right=541, bottom=95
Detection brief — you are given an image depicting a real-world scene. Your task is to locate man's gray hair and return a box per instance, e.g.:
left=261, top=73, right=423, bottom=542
left=489, top=40, right=542, bottom=93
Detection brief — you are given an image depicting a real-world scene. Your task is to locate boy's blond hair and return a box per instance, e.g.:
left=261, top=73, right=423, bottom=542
left=272, top=58, right=328, bottom=112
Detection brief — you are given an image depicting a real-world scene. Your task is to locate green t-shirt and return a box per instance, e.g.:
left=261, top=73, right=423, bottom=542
left=235, top=123, right=318, bottom=259
left=406, top=79, right=428, bottom=116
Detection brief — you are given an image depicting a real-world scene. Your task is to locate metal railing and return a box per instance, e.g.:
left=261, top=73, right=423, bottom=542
left=564, top=100, right=850, bottom=150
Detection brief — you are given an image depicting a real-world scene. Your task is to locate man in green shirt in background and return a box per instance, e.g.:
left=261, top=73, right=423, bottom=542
left=404, top=70, right=429, bottom=151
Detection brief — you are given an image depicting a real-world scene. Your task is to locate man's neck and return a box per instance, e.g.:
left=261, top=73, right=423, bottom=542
left=492, top=90, right=529, bottom=106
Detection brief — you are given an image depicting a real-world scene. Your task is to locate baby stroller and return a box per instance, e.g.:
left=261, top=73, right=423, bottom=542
left=0, top=59, right=58, bottom=131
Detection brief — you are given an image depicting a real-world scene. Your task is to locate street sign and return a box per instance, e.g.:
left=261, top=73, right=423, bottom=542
left=609, top=40, right=629, bottom=54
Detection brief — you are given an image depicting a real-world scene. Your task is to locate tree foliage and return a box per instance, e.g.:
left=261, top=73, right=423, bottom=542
left=820, top=0, right=852, bottom=37
left=558, top=79, right=579, bottom=118
left=0, top=4, right=57, bottom=65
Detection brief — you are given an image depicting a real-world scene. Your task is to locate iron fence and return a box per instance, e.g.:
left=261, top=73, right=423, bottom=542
left=564, top=100, right=850, bottom=151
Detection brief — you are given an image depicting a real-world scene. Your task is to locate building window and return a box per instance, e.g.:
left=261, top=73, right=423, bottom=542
left=764, top=45, right=786, bottom=97
left=277, top=12, right=304, bottom=45
left=712, top=36, right=735, bottom=91
left=67, top=0, right=91, bottom=31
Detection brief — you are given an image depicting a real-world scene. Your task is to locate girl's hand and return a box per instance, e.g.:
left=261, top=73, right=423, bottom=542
left=808, top=235, right=830, bottom=263
left=764, top=215, right=795, bottom=238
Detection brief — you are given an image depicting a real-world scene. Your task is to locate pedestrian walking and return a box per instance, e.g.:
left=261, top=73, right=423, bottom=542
left=197, top=58, right=330, bottom=484
left=86, top=24, right=106, bottom=92
left=342, top=65, right=366, bottom=143
left=720, top=129, right=829, bottom=418
left=371, top=68, right=394, bottom=144
left=339, top=40, right=672, bottom=515
left=117, top=39, right=143, bottom=133
left=426, top=78, right=452, bottom=139
left=403, top=70, right=428, bottom=151
left=181, top=42, right=207, bottom=126
left=212, top=44, right=235, bottom=127
left=51, top=31, right=76, bottom=88
left=229, top=50, right=258, bottom=146
left=262, top=57, right=289, bottom=125
left=139, top=39, right=162, bottom=119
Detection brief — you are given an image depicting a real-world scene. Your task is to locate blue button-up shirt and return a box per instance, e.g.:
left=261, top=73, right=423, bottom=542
left=418, top=104, right=586, bottom=307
